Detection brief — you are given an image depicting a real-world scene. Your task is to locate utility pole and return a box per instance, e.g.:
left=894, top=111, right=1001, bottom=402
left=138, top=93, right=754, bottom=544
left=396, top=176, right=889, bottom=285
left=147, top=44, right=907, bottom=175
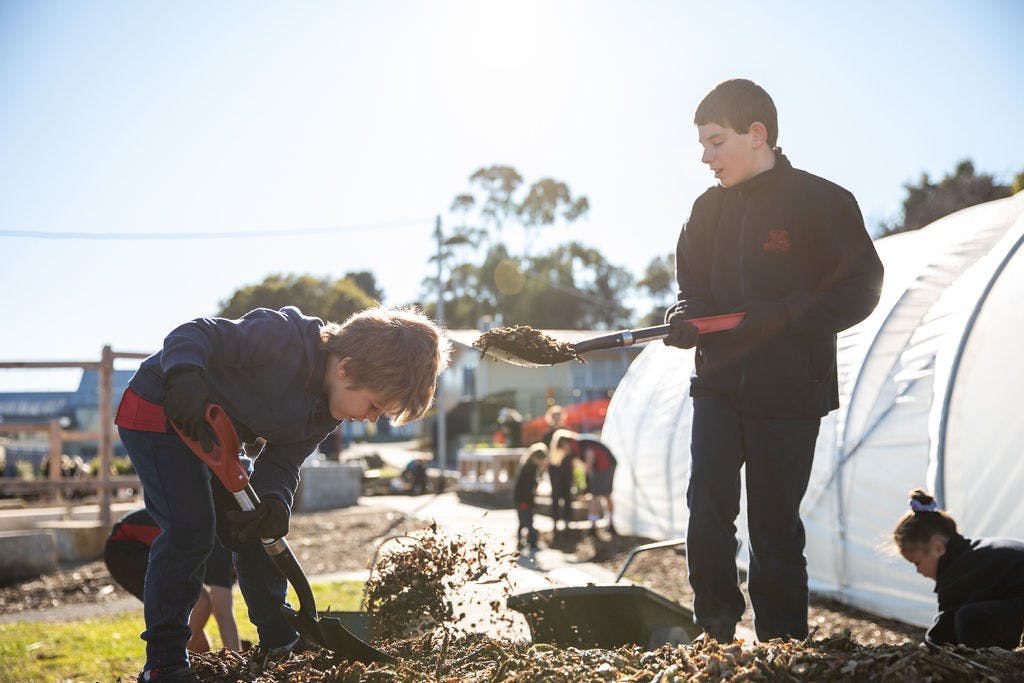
left=434, top=215, right=448, bottom=469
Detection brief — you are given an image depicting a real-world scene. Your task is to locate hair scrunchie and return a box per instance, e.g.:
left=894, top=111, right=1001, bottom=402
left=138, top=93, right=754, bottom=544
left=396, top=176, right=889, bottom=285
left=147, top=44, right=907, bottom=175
left=910, top=498, right=938, bottom=513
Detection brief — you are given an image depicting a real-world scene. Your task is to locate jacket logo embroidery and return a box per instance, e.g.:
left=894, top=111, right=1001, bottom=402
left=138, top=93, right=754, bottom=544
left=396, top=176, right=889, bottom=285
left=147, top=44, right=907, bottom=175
left=762, top=229, right=791, bottom=253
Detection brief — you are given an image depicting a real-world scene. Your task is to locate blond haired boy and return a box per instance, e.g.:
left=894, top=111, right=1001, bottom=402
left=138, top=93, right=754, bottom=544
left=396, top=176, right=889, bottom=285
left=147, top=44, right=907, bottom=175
left=115, top=305, right=450, bottom=682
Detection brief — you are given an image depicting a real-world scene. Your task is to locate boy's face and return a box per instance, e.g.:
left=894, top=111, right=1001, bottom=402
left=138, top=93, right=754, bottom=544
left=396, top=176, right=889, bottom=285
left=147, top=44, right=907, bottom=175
left=697, top=122, right=764, bottom=188
left=324, top=357, right=386, bottom=424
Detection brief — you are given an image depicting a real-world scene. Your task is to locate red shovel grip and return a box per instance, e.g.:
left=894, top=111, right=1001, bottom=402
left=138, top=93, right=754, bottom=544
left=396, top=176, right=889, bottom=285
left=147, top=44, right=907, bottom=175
left=172, top=404, right=249, bottom=493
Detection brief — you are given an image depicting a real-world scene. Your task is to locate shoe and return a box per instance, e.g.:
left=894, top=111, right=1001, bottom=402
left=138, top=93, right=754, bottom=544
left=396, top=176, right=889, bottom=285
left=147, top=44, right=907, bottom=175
left=529, top=544, right=541, bottom=553
left=693, top=628, right=736, bottom=644
left=139, top=664, right=200, bottom=682
left=247, top=635, right=314, bottom=675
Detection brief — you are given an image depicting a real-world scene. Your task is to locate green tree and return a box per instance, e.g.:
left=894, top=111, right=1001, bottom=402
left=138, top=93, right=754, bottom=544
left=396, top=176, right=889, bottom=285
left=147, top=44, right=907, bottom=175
left=636, top=253, right=676, bottom=326
left=880, top=160, right=1014, bottom=237
left=217, top=273, right=375, bottom=323
left=423, top=242, right=633, bottom=329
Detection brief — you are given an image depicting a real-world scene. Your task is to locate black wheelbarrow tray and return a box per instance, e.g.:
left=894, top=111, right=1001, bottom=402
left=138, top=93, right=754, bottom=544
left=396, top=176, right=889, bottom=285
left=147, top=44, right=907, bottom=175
left=506, top=538, right=701, bottom=650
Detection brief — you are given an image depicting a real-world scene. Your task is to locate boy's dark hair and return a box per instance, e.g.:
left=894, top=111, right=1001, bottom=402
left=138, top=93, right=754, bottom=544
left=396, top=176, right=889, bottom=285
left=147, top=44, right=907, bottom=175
left=892, top=489, right=959, bottom=549
left=694, top=78, right=779, bottom=149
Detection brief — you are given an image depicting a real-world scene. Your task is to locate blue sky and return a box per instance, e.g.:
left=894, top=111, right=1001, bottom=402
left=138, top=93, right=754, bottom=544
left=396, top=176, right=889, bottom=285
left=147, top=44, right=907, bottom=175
left=2, top=0, right=1023, bottom=389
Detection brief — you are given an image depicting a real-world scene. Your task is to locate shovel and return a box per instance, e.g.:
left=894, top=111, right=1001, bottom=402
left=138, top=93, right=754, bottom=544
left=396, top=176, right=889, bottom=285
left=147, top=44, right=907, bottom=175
left=480, top=312, right=746, bottom=367
left=172, top=404, right=394, bottom=664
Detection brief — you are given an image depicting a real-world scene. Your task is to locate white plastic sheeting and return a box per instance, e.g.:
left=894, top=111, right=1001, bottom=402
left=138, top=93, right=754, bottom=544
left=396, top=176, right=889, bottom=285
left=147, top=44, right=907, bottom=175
left=603, top=192, right=1024, bottom=627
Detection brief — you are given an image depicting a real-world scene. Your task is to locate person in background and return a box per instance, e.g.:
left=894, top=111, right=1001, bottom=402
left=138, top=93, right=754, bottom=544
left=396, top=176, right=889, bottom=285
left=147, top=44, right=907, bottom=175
left=894, top=489, right=1024, bottom=650
left=541, top=405, right=574, bottom=532
left=551, top=429, right=618, bottom=538
left=104, top=508, right=241, bottom=653
left=662, top=78, right=883, bottom=643
left=513, top=444, right=548, bottom=553
left=498, top=407, right=524, bottom=448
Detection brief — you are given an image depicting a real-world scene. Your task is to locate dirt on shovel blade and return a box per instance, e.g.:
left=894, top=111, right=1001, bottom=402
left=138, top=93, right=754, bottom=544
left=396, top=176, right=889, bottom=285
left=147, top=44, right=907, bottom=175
left=473, top=325, right=583, bottom=365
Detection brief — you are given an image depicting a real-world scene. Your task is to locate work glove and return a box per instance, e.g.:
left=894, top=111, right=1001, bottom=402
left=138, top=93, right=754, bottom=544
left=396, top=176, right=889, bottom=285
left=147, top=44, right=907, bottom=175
left=226, top=497, right=290, bottom=542
left=162, top=365, right=216, bottom=452
left=663, top=311, right=700, bottom=349
left=728, top=300, right=791, bottom=344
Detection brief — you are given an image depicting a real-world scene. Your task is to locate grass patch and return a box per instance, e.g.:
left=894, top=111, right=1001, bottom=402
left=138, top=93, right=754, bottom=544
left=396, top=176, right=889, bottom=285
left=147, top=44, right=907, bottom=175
left=0, top=580, right=364, bottom=683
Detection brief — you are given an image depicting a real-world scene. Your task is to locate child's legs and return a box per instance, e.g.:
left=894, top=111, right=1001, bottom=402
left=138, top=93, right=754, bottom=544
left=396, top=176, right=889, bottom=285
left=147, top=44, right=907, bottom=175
left=955, top=599, right=1024, bottom=649
left=233, top=536, right=297, bottom=648
left=687, top=395, right=746, bottom=639
left=120, top=427, right=216, bottom=670
left=187, top=588, right=213, bottom=653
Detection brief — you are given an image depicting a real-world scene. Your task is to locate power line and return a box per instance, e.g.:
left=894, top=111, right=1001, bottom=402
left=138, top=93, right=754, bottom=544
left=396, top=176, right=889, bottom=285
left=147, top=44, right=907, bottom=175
left=0, top=218, right=432, bottom=241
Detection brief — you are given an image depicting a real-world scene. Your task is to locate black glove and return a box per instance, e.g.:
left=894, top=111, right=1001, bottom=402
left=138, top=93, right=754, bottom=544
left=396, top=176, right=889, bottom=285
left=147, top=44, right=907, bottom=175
left=226, top=497, right=290, bottom=542
left=163, top=365, right=216, bottom=452
left=664, top=311, right=700, bottom=349
left=729, top=301, right=791, bottom=344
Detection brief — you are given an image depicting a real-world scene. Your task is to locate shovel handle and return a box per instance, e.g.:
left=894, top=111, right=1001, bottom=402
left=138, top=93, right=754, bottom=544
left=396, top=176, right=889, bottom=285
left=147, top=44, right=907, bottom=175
left=573, top=325, right=670, bottom=354
left=172, top=404, right=249, bottom=494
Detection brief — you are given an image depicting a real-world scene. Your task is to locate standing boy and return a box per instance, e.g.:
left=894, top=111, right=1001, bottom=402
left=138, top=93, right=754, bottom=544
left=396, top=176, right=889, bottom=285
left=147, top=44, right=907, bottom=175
left=115, top=305, right=450, bottom=681
left=663, top=79, right=883, bottom=642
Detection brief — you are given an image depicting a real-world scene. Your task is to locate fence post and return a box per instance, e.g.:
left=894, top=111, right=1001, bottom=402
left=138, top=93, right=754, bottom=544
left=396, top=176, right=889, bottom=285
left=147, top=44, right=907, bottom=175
left=99, top=345, right=114, bottom=528
left=48, top=418, right=63, bottom=505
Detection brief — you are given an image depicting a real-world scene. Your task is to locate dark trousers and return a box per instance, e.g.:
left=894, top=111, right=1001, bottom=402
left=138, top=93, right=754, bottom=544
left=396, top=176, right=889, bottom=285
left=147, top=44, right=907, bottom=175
left=953, top=598, right=1024, bottom=649
left=549, top=466, right=574, bottom=526
left=120, top=427, right=296, bottom=670
left=686, top=394, right=819, bottom=641
left=517, top=506, right=538, bottom=547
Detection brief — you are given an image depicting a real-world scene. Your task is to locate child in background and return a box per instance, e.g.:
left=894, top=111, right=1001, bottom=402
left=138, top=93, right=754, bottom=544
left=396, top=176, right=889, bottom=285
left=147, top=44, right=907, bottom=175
left=894, top=489, right=1024, bottom=649
left=513, top=444, right=548, bottom=553
left=104, top=508, right=241, bottom=653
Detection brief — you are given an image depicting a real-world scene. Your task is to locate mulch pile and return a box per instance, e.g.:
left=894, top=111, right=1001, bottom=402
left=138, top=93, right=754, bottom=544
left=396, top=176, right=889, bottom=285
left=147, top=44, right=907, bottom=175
left=190, top=632, right=1024, bottom=682
left=188, top=524, right=1024, bottom=682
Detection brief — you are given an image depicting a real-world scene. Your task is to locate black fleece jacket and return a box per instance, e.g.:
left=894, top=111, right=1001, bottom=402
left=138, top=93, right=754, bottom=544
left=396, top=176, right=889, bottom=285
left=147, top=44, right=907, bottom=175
left=927, top=534, right=1024, bottom=646
left=669, top=152, right=884, bottom=418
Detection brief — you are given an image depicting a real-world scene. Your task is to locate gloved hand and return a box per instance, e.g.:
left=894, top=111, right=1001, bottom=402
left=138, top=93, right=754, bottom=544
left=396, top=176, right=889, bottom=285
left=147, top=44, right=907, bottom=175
left=226, top=497, right=290, bottom=542
left=729, top=300, right=791, bottom=344
left=664, top=311, right=700, bottom=349
left=162, top=365, right=216, bottom=452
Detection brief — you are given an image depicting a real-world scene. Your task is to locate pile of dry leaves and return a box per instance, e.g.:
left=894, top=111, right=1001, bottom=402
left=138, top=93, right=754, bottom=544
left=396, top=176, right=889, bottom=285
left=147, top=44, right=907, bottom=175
left=190, top=632, right=1024, bottom=682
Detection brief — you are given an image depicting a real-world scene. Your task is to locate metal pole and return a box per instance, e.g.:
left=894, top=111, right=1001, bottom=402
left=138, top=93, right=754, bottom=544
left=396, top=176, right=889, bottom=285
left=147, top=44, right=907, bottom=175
left=434, top=216, right=447, bottom=469
left=48, top=419, right=63, bottom=505
left=98, top=345, right=114, bottom=528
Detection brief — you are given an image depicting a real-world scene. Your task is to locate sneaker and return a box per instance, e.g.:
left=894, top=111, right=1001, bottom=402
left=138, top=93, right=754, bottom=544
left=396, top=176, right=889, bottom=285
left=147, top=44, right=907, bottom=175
left=247, top=635, right=314, bottom=675
left=139, top=664, right=200, bottom=682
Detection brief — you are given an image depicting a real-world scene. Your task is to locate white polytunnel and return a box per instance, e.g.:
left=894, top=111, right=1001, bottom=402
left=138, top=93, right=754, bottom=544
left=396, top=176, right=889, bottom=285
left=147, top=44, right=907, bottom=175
left=602, top=191, right=1024, bottom=627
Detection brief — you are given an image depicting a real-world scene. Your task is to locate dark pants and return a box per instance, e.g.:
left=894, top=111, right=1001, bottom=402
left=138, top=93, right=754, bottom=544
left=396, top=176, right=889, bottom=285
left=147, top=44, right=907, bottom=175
left=120, top=427, right=296, bottom=671
left=954, top=598, right=1024, bottom=649
left=517, top=505, right=538, bottom=547
left=686, top=394, right=819, bottom=641
left=549, top=466, right=574, bottom=526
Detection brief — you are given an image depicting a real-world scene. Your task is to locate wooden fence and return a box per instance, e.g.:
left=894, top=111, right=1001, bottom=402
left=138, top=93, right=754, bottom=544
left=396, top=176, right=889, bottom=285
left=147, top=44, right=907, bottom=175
left=0, top=346, right=150, bottom=527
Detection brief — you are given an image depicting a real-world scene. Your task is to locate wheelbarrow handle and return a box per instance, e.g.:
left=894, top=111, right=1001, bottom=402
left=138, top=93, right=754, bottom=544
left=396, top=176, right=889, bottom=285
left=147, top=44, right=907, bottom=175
left=615, top=538, right=687, bottom=583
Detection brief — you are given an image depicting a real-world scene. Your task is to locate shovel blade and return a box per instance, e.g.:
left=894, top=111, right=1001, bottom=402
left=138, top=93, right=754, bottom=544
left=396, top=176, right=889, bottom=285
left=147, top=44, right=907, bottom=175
left=285, top=609, right=394, bottom=664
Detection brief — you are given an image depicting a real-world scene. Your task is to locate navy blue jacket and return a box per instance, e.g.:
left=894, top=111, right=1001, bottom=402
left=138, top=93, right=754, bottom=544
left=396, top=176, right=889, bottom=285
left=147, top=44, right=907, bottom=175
left=670, top=152, right=884, bottom=418
left=129, top=306, right=339, bottom=508
left=927, top=534, right=1024, bottom=646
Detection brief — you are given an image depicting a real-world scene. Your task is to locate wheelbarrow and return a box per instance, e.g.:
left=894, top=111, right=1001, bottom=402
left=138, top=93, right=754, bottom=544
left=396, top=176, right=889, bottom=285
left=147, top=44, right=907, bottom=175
left=174, top=404, right=393, bottom=663
left=506, top=538, right=701, bottom=650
